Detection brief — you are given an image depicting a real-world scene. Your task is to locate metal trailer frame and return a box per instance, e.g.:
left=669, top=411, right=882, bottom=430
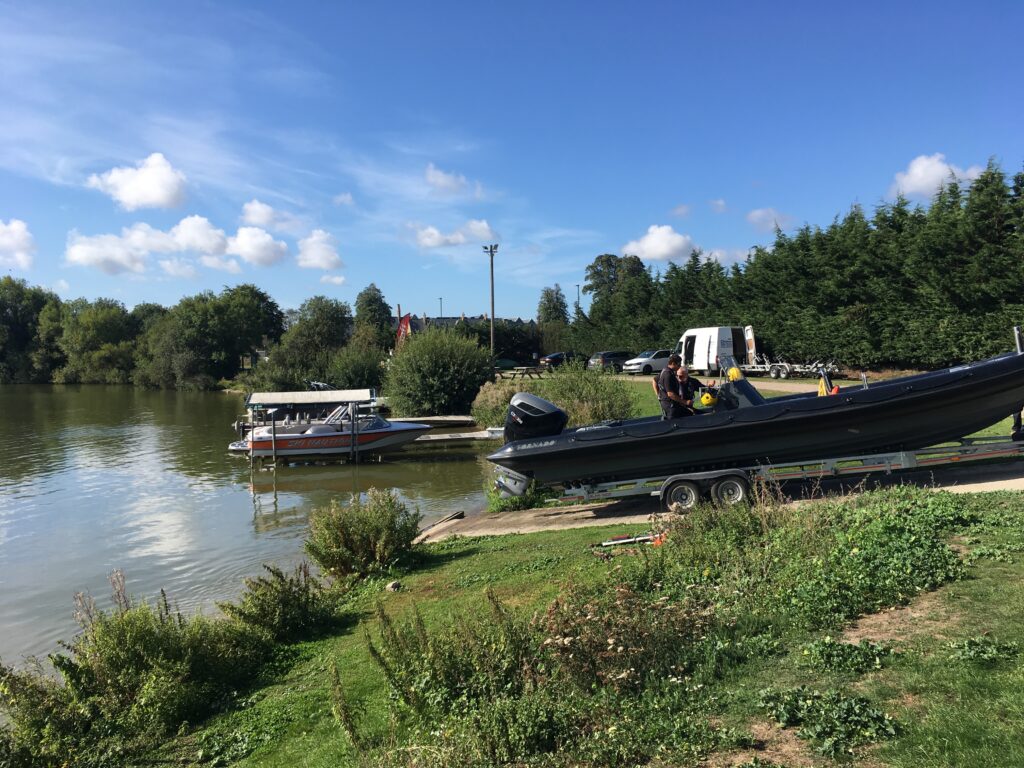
left=543, top=436, right=1024, bottom=511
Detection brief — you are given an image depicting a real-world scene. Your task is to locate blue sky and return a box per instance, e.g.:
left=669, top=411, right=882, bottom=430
left=1, top=1, right=1022, bottom=319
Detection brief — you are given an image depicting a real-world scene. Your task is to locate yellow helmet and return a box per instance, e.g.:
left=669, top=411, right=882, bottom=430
left=727, top=366, right=742, bottom=382
left=700, top=391, right=718, bottom=407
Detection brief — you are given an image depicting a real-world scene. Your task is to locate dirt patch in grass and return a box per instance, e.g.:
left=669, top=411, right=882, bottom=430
left=704, top=720, right=822, bottom=767
left=842, top=588, right=961, bottom=645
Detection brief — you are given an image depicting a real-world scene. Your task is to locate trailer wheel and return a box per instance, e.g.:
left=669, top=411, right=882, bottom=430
left=769, top=366, right=780, bottom=379
left=711, top=476, right=750, bottom=507
left=778, top=366, right=790, bottom=379
left=664, top=480, right=700, bottom=513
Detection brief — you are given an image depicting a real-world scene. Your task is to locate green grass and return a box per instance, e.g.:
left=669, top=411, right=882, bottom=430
left=141, top=490, right=1024, bottom=767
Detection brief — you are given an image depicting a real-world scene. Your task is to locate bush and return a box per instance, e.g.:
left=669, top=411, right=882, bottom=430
left=801, top=637, right=895, bottom=673
left=218, top=563, right=340, bottom=643
left=325, top=344, right=386, bottom=391
left=384, top=328, right=493, bottom=416
left=305, top=489, right=422, bottom=578
left=470, top=362, right=638, bottom=428
left=0, top=572, right=270, bottom=766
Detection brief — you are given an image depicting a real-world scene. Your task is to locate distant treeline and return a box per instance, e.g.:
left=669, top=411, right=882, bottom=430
left=3, top=160, right=1023, bottom=387
left=557, top=161, right=1024, bottom=368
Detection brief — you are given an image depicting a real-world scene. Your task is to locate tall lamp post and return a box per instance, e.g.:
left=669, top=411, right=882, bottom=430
left=575, top=283, right=580, bottom=310
left=438, top=297, right=443, bottom=320
left=483, top=244, right=498, bottom=354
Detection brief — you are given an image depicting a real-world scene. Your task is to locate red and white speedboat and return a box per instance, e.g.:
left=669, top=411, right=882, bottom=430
left=229, top=405, right=430, bottom=458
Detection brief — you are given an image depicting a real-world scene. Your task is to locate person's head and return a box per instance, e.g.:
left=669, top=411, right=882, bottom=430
left=667, top=354, right=682, bottom=369
left=676, top=365, right=689, bottom=381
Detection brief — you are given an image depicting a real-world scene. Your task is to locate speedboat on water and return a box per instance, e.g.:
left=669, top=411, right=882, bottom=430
left=487, top=351, right=1024, bottom=494
left=229, top=404, right=430, bottom=458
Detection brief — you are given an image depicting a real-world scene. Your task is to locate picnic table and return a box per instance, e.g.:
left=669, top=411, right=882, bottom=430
left=497, top=366, right=547, bottom=380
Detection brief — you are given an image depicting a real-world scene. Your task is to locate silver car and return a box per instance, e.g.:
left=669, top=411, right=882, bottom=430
left=622, top=349, right=672, bottom=375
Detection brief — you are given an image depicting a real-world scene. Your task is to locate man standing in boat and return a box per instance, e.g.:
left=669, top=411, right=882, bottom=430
left=675, top=364, right=702, bottom=416
left=653, top=354, right=688, bottom=419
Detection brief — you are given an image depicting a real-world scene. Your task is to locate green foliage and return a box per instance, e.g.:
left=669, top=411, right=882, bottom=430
left=536, top=284, right=569, bottom=324
left=353, top=283, right=393, bottom=351
left=758, top=686, right=898, bottom=757
left=946, top=635, right=1020, bottom=663
left=471, top=362, right=638, bottom=428
left=0, top=572, right=270, bottom=766
left=801, top=637, right=895, bottom=673
left=324, top=343, right=386, bottom=390
left=384, top=327, right=493, bottom=416
left=486, top=481, right=557, bottom=513
left=305, top=488, right=422, bottom=578
left=218, top=563, right=339, bottom=643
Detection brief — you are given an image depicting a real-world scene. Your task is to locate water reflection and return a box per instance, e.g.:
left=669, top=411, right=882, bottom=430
left=0, top=386, right=494, bottom=662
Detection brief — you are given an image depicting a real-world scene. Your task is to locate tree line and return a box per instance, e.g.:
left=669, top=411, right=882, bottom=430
left=3, top=159, right=1022, bottom=386
left=540, top=160, right=1024, bottom=368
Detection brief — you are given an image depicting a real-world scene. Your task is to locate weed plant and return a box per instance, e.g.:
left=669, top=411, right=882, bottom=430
left=946, top=635, right=1020, bottom=663
left=801, top=637, right=896, bottom=673
left=218, top=562, right=342, bottom=642
left=305, top=488, right=422, bottom=578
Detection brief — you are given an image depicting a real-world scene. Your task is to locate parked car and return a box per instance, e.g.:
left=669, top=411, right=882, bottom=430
left=493, top=358, right=518, bottom=370
left=587, top=351, right=633, bottom=372
left=539, top=351, right=579, bottom=368
left=622, top=349, right=672, bottom=375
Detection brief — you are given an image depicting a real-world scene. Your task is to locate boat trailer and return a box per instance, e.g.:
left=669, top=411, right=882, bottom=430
left=497, top=436, right=1024, bottom=512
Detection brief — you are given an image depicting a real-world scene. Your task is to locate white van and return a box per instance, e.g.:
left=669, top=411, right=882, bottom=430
left=673, top=326, right=754, bottom=374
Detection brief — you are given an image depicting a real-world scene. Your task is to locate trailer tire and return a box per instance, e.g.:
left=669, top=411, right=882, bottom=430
left=664, top=480, right=700, bottom=513
left=711, top=476, right=750, bottom=507
left=769, top=366, right=780, bottom=379
left=778, top=366, right=790, bottom=379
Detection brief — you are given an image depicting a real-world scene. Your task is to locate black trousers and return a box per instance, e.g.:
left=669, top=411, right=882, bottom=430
left=661, top=402, right=687, bottom=420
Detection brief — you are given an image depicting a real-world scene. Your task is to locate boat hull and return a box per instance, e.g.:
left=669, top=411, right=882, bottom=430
left=487, top=352, right=1024, bottom=486
left=238, top=422, right=430, bottom=458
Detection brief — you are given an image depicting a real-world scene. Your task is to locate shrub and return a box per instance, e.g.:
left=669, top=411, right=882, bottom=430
left=470, top=362, right=638, bottom=429
left=218, top=563, right=340, bottom=643
left=324, top=344, right=386, bottom=391
left=536, top=583, right=712, bottom=693
left=946, top=635, right=1020, bottom=663
left=305, top=488, right=422, bottom=578
left=384, top=328, right=493, bottom=416
left=0, top=572, right=270, bottom=766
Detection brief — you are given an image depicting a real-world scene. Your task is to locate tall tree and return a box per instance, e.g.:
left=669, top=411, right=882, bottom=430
left=537, top=285, right=569, bottom=324
left=354, top=283, right=393, bottom=350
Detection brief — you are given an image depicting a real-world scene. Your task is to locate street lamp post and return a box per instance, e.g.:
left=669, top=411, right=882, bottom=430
left=575, top=283, right=580, bottom=310
left=438, top=297, right=443, bottom=320
left=483, top=244, right=498, bottom=354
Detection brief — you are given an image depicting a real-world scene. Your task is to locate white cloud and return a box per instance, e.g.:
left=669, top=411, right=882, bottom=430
left=707, top=248, right=751, bottom=266
left=297, top=229, right=342, bottom=270
left=320, top=274, right=346, bottom=285
left=66, top=230, right=149, bottom=274
left=200, top=254, right=242, bottom=274
left=64, top=215, right=234, bottom=276
left=158, top=258, right=196, bottom=279
left=226, top=226, right=287, bottom=266
left=53, top=279, right=70, bottom=294
left=86, top=152, right=187, bottom=210
left=671, top=204, right=691, bottom=218
left=416, top=219, right=498, bottom=249
left=622, top=225, right=695, bottom=262
left=889, top=153, right=983, bottom=198
left=424, top=162, right=467, bottom=194
left=169, top=215, right=226, bottom=254
left=332, top=192, right=354, bottom=206
left=240, top=198, right=304, bottom=233
left=746, top=207, right=794, bottom=233
left=709, top=198, right=727, bottom=213
left=0, top=218, right=36, bottom=269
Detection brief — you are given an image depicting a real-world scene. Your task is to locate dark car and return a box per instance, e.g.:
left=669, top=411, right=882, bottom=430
left=587, top=350, right=634, bottom=372
left=539, top=351, right=578, bottom=368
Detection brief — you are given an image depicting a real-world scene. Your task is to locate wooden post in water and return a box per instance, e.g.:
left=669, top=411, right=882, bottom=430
left=270, top=409, right=278, bottom=466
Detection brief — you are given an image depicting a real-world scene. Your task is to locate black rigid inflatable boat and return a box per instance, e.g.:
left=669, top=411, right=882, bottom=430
left=487, top=351, right=1024, bottom=495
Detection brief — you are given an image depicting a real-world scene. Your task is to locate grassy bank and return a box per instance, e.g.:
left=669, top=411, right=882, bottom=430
left=109, top=488, right=1024, bottom=767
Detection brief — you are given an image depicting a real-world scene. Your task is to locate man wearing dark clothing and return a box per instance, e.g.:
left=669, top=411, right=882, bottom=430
left=654, top=354, right=687, bottom=419
left=675, top=365, right=702, bottom=416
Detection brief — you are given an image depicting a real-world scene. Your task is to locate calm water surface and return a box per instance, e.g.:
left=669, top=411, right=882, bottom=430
left=0, top=386, right=493, bottom=662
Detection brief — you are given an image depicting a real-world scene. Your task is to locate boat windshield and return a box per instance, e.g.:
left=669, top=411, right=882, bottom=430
left=713, top=355, right=766, bottom=410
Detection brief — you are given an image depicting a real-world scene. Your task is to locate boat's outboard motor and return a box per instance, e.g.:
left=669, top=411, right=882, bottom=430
left=504, top=393, right=568, bottom=444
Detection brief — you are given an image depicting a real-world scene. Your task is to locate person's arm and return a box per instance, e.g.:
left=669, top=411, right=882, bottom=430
left=651, top=377, right=659, bottom=396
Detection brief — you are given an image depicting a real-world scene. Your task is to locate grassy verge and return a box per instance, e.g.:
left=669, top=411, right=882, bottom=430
left=126, top=488, right=1024, bottom=767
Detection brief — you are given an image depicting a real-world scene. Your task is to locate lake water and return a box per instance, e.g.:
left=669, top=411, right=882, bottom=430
left=0, top=386, right=494, bottom=663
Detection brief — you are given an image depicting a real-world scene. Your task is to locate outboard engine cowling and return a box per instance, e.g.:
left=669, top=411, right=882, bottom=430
left=504, top=392, right=568, bottom=444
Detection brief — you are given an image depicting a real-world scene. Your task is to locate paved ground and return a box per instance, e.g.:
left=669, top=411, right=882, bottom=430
left=420, top=458, right=1024, bottom=543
